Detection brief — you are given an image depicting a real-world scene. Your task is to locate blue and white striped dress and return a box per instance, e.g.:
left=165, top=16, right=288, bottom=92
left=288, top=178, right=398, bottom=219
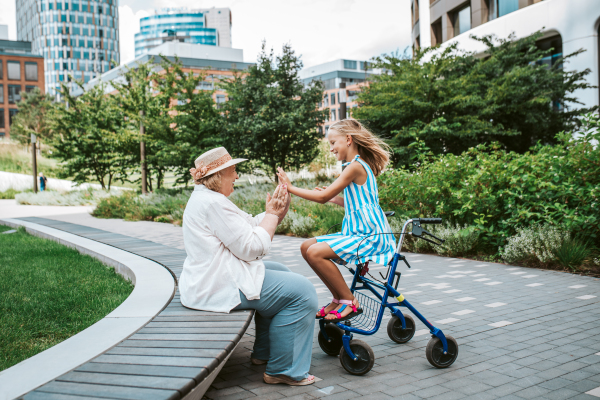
left=316, top=155, right=396, bottom=265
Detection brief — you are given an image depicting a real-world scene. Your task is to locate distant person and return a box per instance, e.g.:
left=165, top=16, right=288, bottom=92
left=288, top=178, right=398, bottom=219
left=39, top=173, right=47, bottom=191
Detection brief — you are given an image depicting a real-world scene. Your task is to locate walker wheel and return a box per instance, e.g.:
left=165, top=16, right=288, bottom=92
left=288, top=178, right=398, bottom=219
left=426, top=334, right=458, bottom=368
left=339, top=339, right=374, bottom=376
left=318, top=324, right=343, bottom=356
left=387, top=314, right=416, bottom=344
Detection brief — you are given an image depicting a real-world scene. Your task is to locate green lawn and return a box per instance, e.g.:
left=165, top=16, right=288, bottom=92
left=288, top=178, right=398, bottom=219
left=0, top=225, right=133, bottom=371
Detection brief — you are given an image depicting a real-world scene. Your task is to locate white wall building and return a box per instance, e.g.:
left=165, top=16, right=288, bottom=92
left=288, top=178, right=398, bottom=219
left=413, top=0, right=599, bottom=109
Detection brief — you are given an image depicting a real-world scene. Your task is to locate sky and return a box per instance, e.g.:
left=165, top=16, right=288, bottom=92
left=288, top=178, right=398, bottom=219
left=0, top=0, right=412, bottom=69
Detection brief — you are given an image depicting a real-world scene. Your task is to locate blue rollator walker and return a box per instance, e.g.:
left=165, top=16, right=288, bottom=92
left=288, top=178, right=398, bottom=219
left=318, top=214, right=459, bottom=375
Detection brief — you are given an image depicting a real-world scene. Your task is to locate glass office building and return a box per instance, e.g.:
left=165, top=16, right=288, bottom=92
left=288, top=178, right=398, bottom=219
left=16, top=0, right=120, bottom=96
left=135, top=11, right=218, bottom=57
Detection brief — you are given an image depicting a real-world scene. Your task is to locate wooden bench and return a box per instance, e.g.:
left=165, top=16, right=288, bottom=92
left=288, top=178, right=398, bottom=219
left=13, top=217, right=254, bottom=400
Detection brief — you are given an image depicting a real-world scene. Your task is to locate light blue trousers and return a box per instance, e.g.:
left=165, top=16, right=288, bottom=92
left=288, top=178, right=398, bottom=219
left=233, top=261, right=318, bottom=380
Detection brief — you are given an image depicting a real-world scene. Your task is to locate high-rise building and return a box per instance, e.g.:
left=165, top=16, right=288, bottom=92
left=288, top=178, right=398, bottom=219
left=411, top=0, right=599, bottom=108
left=300, top=59, right=380, bottom=135
left=135, top=8, right=231, bottom=57
left=16, top=0, right=120, bottom=97
left=0, top=40, right=45, bottom=139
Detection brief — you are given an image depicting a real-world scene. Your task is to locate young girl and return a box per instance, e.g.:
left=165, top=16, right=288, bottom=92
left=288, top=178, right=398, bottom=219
left=276, top=119, right=395, bottom=322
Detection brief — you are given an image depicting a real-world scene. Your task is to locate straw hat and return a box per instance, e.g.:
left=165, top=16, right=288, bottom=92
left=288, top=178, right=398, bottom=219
left=190, top=147, right=247, bottom=181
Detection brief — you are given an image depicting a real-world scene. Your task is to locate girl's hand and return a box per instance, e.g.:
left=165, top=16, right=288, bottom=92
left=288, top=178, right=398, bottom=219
left=276, top=167, right=292, bottom=187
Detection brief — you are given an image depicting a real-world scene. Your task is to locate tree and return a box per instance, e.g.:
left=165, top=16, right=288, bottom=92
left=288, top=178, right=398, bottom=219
left=353, top=32, right=598, bottom=167
left=221, top=43, right=328, bottom=180
left=10, top=88, right=55, bottom=147
left=152, top=57, right=223, bottom=185
left=112, top=59, right=173, bottom=191
left=50, top=82, right=131, bottom=189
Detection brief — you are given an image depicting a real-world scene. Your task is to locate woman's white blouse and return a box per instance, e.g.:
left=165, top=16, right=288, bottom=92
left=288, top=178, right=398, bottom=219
left=179, top=185, right=271, bottom=312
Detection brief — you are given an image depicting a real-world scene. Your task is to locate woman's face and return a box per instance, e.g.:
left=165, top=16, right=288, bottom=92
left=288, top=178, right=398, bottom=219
left=328, top=131, right=351, bottom=161
left=219, top=165, right=239, bottom=197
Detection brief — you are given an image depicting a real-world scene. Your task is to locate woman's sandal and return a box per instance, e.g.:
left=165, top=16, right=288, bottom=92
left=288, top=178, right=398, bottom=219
left=263, top=372, right=316, bottom=386
left=326, top=299, right=363, bottom=322
left=316, top=298, right=339, bottom=319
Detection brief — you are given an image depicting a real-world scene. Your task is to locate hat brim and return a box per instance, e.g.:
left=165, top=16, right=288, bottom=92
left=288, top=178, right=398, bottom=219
left=203, top=158, right=247, bottom=177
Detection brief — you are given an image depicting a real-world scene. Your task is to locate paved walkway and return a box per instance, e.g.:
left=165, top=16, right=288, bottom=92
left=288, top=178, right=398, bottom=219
left=3, top=208, right=600, bottom=399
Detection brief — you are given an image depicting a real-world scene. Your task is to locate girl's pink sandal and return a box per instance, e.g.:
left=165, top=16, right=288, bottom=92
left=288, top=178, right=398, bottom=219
left=316, top=298, right=339, bottom=319
left=326, top=299, right=363, bottom=322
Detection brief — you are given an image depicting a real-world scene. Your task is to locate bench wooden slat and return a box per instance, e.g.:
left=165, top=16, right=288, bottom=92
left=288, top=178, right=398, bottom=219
left=137, top=327, right=244, bottom=334
left=57, top=371, right=195, bottom=394
left=32, top=381, right=180, bottom=400
left=106, top=347, right=226, bottom=360
left=93, top=354, right=220, bottom=370
left=118, top=340, right=235, bottom=351
left=23, top=391, right=102, bottom=400
left=78, top=362, right=208, bottom=382
left=129, top=333, right=240, bottom=341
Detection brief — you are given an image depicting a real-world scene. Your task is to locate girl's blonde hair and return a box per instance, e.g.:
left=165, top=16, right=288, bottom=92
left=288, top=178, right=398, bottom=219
left=329, top=119, right=390, bottom=176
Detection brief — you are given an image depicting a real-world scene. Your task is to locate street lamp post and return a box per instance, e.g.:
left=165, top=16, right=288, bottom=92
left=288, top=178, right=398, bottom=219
left=31, top=134, right=38, bottom=193
left=339, top=82, right=347, bottom=121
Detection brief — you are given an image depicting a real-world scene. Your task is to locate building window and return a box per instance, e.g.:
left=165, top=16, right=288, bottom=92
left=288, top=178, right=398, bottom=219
left=26, top=86, right=38, bottom=93
left=7, top=61, right=21, bottom=80
left=0, top=85, right=3, bottom=103
left=0, top=109, right=4, bottom=128
left=360, top=61, right=369, bottom=71
left=9, top=109, right=19, bottom=126
left=331, top=109, right=336, bottom=121
left=431, top=19, right=443, bottom=46
left=8, top=86, right=21, bottom=104
left=453, top=4, right=471, bottom=37
left=331, top=93, right=336, bottom=106
left=0, top=61, right=2, bottom=79
left=25, top=63, right=38, bottom=81
left=489, top=0, right=519, bottom=20
left=412, top=0, right=420, bottom=26
left=537, top=35, right=563, bottom=68
left=344, top=60, right=357, bottom=70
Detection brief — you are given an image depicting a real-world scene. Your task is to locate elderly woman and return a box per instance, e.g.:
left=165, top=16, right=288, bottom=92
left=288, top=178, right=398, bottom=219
left=179, top=147, right=318, bottom=386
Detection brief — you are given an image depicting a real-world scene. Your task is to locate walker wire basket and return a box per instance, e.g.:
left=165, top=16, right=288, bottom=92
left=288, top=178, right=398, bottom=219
left=343, top=290, right=382, bottom=332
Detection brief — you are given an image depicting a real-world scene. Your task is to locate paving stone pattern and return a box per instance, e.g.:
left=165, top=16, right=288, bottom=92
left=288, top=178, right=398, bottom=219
left=206, top=235, right=600, bottom=400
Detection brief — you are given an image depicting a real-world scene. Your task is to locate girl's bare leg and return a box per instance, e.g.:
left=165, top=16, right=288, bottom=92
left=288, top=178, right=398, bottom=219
left=301, top=239, right=339, bottom=316
left=305, top=243, right=359, bottom=320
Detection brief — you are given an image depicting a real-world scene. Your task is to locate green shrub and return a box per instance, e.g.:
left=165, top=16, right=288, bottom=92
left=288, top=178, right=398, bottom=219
left=555, top=239, right=594, bottom=272
left=501, top=224, right=566, bottom=264
left=0, top=189, right=21, bottom=199
left=378, top=113, right=600, bottom=256
left=15, top=189, right=119, bottom=206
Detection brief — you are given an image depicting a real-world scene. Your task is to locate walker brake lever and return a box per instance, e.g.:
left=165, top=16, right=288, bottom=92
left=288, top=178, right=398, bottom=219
left=417, top=236, right=442, bottom=246
left=422, top=229, right=445, bottom=244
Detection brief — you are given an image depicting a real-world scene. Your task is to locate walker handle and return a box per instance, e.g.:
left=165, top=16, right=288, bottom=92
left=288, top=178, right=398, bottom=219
left=416, top=218, right=442, bottom=224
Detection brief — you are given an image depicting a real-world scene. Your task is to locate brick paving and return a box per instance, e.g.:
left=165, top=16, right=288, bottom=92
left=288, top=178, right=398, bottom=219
left=207, top=235, right=600, bottom=400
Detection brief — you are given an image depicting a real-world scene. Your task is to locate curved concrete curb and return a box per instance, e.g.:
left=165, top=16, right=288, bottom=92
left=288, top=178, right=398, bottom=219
left=0, top=218, right=176, bottom=400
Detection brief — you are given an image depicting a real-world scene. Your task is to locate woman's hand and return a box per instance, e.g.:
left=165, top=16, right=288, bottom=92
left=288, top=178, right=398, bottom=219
left=315, top=186, right=344, bottom=207
left=276, top=167, right=292, bottom=187
left=266, top=185, right=289, bottom=220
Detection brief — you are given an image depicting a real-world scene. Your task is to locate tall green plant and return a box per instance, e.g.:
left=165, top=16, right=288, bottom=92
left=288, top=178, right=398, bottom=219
left=112, top=59, right=174, bottom=190
left=10, top=88, right=55, bottom=148
left=221, top=42, right=328, bottom=180
left=153, top=57, right=223, bottom=185
left=50, top=82, right=132, bottom=189
left=378, top=113, right=600, bottom=252
left=354, top=32, right=597, bottom=167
